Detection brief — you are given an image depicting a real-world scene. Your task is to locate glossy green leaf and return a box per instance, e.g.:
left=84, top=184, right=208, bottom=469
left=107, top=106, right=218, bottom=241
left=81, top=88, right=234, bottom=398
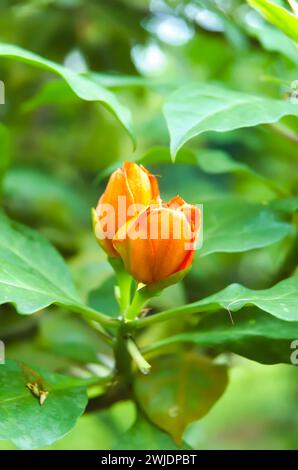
left=114, top=413, right=182, bottom=450
left=0, top=43, right=135, bottom=143
left=247, top=0, right=298, bottom=42
left=0, top=124, right=10, bottom=195
left=0, top=211, right=114, bottom=328
left=0, top=210, right=81, bottom=314
left=0, top=359, right=88, bottom=449
left=163, top=83, right=298, bottom=157
left=137, top=146, right=195, bottom=166
left=195, top=276, right=298, bottom=321
left=145, top=309, right=298, bottom=364
left=200, top=198, right=292, bottom=256
left=23, top=74, right=171, bottom=112
left=90, top=72, right=161, bottom=89
left=247, top=22, right=298, bottom=64
left=134, top=352, right=228, bottom=443
left=271, top=197, right=298, bottom=214
left=140, top=276, right=298, bottom=327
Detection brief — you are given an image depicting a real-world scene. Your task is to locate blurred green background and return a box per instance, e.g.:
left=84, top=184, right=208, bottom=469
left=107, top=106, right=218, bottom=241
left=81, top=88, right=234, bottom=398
left=0, top=0, right=297, bottom=450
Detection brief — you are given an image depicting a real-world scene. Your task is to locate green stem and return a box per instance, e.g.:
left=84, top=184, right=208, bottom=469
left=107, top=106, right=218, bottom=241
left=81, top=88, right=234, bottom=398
left=108, top=256, right=132, bottom=314
left=86, top=320, right=115, bottom=347
left=124, top=288, right=150, bottom=322
left=67, top=302, right=120, bottom=329
left=114, top=324, right=132, bottom=380
left=83, top=373, right=115, bottom=387
left=130, top=302, right=216, bottom=329
left=117, top=270, right=132, bottom=314
left=126, top=338, right=151, bottom=375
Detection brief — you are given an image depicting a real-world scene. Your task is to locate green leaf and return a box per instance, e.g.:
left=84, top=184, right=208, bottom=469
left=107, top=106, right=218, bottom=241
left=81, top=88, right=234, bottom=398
left=134, top=352, right=228, bottom=444
left=137, top=146, right=241, bottom=175
left=0, top=359, right=88, bottom=449
left=0, top=43, right=135, bottom=144
left=23, top=74, right=170, bottom=112
left=0, top=211, right=115, bottom=327
left=139, top=276, right=298, bottom=328
left=70, top=243, right=113, bottom=300
left=195, top=276, right=298, bottom=321
left=137, top=146, right=196, bottom=166
left=163, top=83, right=298, bottom=157
left=0, top=124, right=10, bottom=195
left=38, top=312, right=107, bottom=364
left=137, top=146, right=251, bottom=173
left=145, top=309, right=298, bottom=364
left=88, top=276, right=119, bottom=318
left=89, top=72, right=161, bottom=89
left=247, top=0, right=298, bottom=42
left=190, top=149, right=285, bottom=194
left=247, top=22, right=298, bottom=64
left=114, top=413, right=183, bottom=450
left=196, top=149, right=261, bottom=176
left=22, top=80, right=79, bottom=112
left=0, top=210, right=81, bottom=314
left=3, top=167, right=90, bottom=228
left=271, top=196, right=298, bottom=214
left=200, top=198, right=292, bottom=256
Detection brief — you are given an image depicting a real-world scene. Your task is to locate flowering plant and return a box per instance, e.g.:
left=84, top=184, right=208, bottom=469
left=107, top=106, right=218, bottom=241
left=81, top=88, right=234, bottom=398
left=0, top=0, right=297, bottom=452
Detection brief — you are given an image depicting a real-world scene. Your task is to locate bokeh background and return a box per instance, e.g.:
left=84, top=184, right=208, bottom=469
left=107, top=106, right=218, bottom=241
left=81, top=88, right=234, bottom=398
left=0, top=0, right=297, bottom=450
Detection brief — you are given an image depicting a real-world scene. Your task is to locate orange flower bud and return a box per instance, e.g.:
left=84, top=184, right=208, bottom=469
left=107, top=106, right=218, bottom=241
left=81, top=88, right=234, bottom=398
left=93, top=161, right=160, bottom=257
left=113, top=197, right=201, bottom=287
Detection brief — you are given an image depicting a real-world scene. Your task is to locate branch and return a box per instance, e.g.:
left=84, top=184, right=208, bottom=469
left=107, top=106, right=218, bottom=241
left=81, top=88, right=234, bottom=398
left=86, top=381, right=131, bottom=413
left=130, top=303, right=214, bottom=330
left=126, top=338, right=151, bottom=374
left=67, top=302, right=120, bottom=330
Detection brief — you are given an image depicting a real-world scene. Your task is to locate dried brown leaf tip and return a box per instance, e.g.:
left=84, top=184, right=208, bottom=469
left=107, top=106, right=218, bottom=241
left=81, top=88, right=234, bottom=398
left=22, top=363, right=49, bottom=406
left=27, top=382, right=49, bottom=406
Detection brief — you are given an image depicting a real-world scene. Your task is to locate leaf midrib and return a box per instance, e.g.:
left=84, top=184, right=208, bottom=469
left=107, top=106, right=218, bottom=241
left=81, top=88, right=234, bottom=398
left=0, top=383, right=85, bottom=405
left=197, top=286, right=298, bottom=309
left=183, top=96, right=295, bottom=146
left=0, top=277, right=68, bottom=301
left=167, top=86, right=298, bottom=151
